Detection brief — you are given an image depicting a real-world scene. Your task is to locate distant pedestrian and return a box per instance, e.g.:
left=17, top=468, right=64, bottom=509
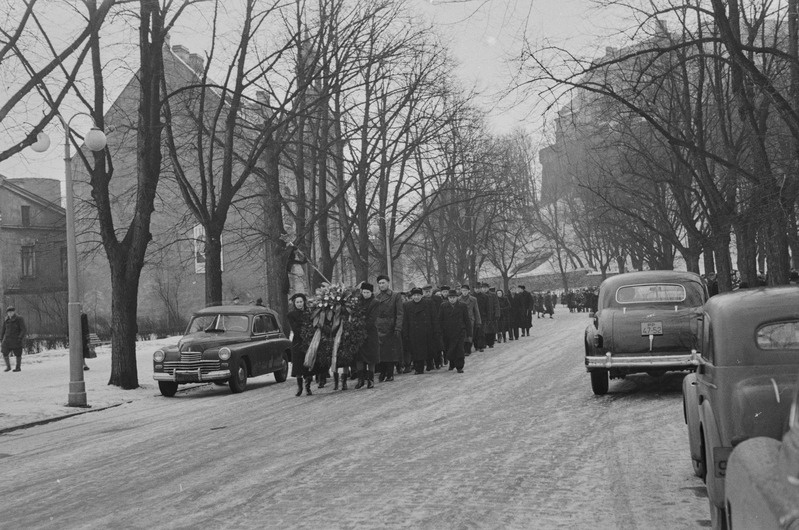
left=287, top=294, right=314, bottom=396
left=496, top=289, right=510, bottom=343
left=484, top=285, right=500, bottom=348
left=375, top=275, right=404, bottom=382
left=519, top=286, right=533, bottom=336
left=354, top=283, right=379, bottom=389
left=544, top=291, right=555, bottom=318
left=440, top=290, right=470, bottom=373
left=81, top=312, right=96, bottom=371
left=1, top=306, right=26, bottom=372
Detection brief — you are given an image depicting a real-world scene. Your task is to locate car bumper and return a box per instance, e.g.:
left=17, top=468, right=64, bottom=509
left=153, top=369, right=231, bottom=383
left=586, top=351, right=698, bottom=369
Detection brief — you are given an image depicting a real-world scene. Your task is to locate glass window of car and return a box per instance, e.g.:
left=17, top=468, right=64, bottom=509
left=756, top=321, right=799, bottom=350
left=187, top=315, right=216, bottom=333
left=615, top=284, right=687, bottom=304
left=701, top=313, right=714, bottom=364
left=264, top=314, right=279, bottom=333
left=253, top=316, right=267, bottom=335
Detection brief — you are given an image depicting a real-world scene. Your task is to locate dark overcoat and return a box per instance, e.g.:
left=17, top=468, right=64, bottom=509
left=402, top=299, right=440, bottom=362
left=287, top=308, right=311, bottom=377
left=484, top=291, right=500, bottom=334
left=357, top=296, right=380, bottom=365
left=509, top=293, right=525, bottom=328
left=374, top=289, right=404, bottom=363
left=497, top=295, right=511, bottom=332
left=0, top=315, right=26, bottom=354
left=439, top=301, right=470, bottom=361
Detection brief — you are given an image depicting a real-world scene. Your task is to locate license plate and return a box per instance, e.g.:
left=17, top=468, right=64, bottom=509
left=641, top=322, right=663, bottom=335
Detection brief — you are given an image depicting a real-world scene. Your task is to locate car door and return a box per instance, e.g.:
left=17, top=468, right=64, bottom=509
left=262, top=313, right=283, bottom=371
left=250, top=315, right=270, bottom=375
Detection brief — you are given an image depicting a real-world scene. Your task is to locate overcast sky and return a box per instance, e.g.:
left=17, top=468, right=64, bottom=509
left=0, top=0, right=631, bottom=183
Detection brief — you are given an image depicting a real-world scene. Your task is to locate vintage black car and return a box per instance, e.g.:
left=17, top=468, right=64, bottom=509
left=152, top=305, right=291, bottom=397
left=682, top=286, right=799, bottom=529
left=584, top=270, right=706, bottom=395
left=725, top=374, right=799, bottom=529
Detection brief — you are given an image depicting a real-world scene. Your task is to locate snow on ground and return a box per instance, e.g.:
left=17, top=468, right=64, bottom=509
left=0, top=336, right=193, bottom=432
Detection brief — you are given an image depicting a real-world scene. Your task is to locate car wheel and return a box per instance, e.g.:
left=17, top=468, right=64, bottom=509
left=158, top=381, right=178, bottom=397
left=274, top=357, right=288, bottom=383
left=229, top=358, right=248, bottom=393
left=590, top=369, right=609, bottom=395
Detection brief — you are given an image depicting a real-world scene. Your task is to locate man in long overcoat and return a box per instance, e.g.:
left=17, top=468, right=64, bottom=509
left=484, top=285, right=500, bottom=348
left=519, top=285, right=533, bottom=336
left=423, top=285, right=444, bottom=369
left=508, top=286, right=523, bottom=340
left=458, top=284, right=481, bottom=355
left=402, top=287, right=441, bottom=374
left=439, top=289, right=470, bottom=373
left=1, top=306, right=26, bottom=372
left=355, top=283, right=380, bottom=389
left=375, top=275, right=403, bottom=382
left=474, top=284, right=489, bottom=352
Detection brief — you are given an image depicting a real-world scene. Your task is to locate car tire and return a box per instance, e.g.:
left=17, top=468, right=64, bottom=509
left=274, top=358, right=288, bottom=383
left=158, top=381, right=178, bottom=397
left=229, top=358, right=248, bottom=393
left=590, top=369, right=609, bottom=395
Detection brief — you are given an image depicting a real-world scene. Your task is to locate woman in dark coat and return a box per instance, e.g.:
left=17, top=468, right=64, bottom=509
left=287, top=294, right=313, bottom=396
left=355, top=283, right=379, bottom=389
left=402, top=287, right=441, bottom=374
left=439, top=289, right=470, bottom=373
left=496, top=289, right=511, bottom=343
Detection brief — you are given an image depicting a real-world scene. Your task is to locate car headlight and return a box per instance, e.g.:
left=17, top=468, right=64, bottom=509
left=219, top=347, right=231, bottom=361
left=153, top=350, right=165, bottom=362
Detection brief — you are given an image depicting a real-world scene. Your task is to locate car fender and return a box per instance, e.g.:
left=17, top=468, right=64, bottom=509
left=683, top=373, right=702, bottom=461
left=700, top=399, right=725, bottom=506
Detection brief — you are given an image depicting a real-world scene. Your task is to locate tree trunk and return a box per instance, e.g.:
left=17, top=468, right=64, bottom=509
left=108, top=263, right=140, bottom=389
left=262, top=138, right=291, bottom=331
left=734, top=215, right=758, bottom=287
left=712, top=231, right=734, bottom=292
left=204, top=228, right=223, bottom=305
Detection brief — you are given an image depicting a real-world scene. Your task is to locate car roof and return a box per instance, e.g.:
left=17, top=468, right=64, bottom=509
left=599, top=270, right=703, bottom=291
left=704, top=286, right=799, bottom=364
left=193, top=305, right=278, bottom=317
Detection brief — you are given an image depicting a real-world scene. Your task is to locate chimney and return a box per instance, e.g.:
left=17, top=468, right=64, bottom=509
left=172, top=44, right=190, bottom=64
left=187, top=53, right=204, bottom=74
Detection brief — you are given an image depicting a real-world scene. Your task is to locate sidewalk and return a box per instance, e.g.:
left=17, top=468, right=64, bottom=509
left=0, top=337, right=184, bottom=433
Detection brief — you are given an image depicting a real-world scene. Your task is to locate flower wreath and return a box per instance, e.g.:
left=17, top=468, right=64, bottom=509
left=301, top=284, right=367, bottom=370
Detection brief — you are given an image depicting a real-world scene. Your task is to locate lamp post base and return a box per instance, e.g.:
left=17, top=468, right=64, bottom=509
left=68, top=381, right=88, bottom=408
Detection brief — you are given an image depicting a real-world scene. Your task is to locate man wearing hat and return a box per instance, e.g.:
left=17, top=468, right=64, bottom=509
left=402, top=288, right=440, bottom=374
left=1, top=306, right=26, bottom=372
left=354, top=282, right=379, bottom=389
left=474, top=283, right=489, bottom=352
left=483, top=283, right=500, bottom=349
left=374, top=275, right=404, bottom=382
left=518, top=285, right=533, bottom=336
left=439, top=290, right=469, bottom=373
left=423, top=285, right=444, bottom=369
left=458, top=284, right=480, bottom=355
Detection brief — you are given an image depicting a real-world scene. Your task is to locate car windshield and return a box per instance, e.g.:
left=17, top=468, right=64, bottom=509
left=186, top=314, right=250, bottom=333
left=615, top=284, right=687, bottom=304
left=756, top=320, right=799, bottom=350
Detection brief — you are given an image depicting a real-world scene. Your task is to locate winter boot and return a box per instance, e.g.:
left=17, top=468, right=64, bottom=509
left=341, top=374, right=348, bottom=390
left=333, top=372, right=340, bottom=390
left=366, top=370, right=374, bottom=389
left=295, top=377, right=304, bottom=397
left=354, top=370, right=365, bottom=389
left=304, top=376, right=313, bottom=396
left=13, top=355, right=21, bottom=372
left=3, top=356, right=10, bottom=372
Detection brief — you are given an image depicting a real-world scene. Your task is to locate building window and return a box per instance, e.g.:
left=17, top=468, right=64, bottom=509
left=60, top=247, right=68, bottom=277
left=21, top=246, right=35, bottom=278
left=21, top=205, right=30, bottom=227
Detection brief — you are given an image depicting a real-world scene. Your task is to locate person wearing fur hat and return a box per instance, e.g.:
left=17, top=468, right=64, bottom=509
left=439, top=290, right=469, bottom=373
left=402, top=287, right=441, bottom=374
left=354, top=282, right=379, bottom=389
left=375, top=275, right=404, bottom=382
left=287, top=294, right=314, bottom=396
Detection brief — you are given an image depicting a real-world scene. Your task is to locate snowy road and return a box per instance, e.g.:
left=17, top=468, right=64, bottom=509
left=0, top=311, right=710, bottom=529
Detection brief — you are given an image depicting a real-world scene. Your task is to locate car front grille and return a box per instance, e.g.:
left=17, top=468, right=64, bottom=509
left=163, top=351, right=221, bottom=374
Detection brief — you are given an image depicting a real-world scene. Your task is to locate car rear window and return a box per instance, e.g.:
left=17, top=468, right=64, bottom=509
left=756, top=321, right=799, bottom=350
left=615, top=284, right=687, bottom=304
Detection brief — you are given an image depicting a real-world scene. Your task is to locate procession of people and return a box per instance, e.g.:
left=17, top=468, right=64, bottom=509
left=286, top=277, right=546, bottom=396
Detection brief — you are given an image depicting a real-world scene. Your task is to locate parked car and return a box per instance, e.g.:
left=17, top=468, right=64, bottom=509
left=584, top=270, right=706, bottom=395
left=682, top=286, right=799, bottom=529
left=152, top=305, right=291, bottom=397
left=724, top=374, right=799, bottom=529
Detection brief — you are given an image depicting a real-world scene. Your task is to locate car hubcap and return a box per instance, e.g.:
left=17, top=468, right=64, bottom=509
left=238, top=366, right=245, bottom=382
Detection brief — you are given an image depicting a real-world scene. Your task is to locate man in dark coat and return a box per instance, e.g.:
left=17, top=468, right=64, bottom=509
left=458, top=284, right=480, bottom=355
left=402, top=287, right=441, bottom=374
left=519, top=285, right=534, bottom=335
left=496, top=289, right=511, bottom=342
left=1, top=306, right=26, bottom=372
left=474, top=284, right=489, bottom=352
left=287, top=294, right=314, bottom=396
left=355, top=283, right=379, bottom=389
left=375, top=275, right=404, bottom=382
left=544, top=291, right=555, bottom=318
left=484, top=285, right=500, bottom=348
left=423, top=285, right=444, bottom=369
left=439, top=289, right=470, bottom=373
left=508, top=286, right=523, bottom=340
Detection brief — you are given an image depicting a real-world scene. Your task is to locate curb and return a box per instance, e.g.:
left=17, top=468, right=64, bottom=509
left=0, top=401, right=131, bottom=436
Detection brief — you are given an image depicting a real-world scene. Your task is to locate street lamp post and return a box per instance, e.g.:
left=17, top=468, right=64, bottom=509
left=32, top=114, right=107, bottom=407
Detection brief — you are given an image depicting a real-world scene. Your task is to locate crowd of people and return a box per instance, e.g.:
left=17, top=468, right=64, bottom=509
left=562, top=288, right=599, bottom=313
left=285, top=276, right=550, bottom=396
